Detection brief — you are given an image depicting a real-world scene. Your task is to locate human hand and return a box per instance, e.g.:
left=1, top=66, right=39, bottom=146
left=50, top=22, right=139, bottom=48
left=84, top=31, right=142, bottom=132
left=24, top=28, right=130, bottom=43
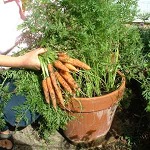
left=20, top=48, right=47, bottom=70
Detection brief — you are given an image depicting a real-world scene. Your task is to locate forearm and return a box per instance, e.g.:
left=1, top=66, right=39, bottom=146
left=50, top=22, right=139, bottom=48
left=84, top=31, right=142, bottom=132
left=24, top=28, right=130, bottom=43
left=0, top=48, right=46, bottom=70
left=0, top=55, right=24, bottom=68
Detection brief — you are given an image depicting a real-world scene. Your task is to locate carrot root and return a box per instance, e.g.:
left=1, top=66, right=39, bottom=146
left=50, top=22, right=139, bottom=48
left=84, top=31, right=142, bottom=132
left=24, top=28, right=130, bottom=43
left=54, top=71, right=73, bottom=94
left=58, top=56, right=91, bottom=70
left=48, top=64, right=65, bottom=107
left=59, top=70, right=79, bottom=90
left=64, top=63, right=79, bottom=72
left=46, top=77, right=57, bottom=110
left=42, top=79, right=50, bottom=104
left=54, top=60, right=70, bottom=72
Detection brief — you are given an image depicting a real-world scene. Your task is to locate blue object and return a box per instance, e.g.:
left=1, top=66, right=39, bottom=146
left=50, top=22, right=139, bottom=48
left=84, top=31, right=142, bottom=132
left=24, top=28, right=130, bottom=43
left=0, top=78, right=39, bottom=131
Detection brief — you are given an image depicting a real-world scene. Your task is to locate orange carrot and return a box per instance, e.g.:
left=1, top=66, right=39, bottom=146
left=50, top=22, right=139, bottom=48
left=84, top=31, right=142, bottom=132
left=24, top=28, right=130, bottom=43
left=53, top=60, right=70, bottom=72
left=54, top=71, right=73, bottom=94
left=48, top=64, right=64, bottom=107
left=64, top=63, right=79, bottom=72
left=58, top=56, right=91, bottom=70
left=46, top=77, right=57, bottom=110
left=42, top=79, right=50, bottom=104
left=59, top=70, right=79, bottom=90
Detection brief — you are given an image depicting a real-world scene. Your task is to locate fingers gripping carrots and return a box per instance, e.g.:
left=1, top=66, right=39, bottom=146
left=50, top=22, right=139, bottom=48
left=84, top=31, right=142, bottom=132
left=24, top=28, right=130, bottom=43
left=40, top=51, right=91, bottom=110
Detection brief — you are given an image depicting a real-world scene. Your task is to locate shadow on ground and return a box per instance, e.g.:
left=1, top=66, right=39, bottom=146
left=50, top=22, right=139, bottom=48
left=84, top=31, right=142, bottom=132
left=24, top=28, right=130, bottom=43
left=13, top=138, right=33, bottom=150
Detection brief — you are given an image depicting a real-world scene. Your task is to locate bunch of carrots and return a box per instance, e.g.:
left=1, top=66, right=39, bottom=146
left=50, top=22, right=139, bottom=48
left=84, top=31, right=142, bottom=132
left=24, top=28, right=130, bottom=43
left=40, top=51, right=91, bottom=110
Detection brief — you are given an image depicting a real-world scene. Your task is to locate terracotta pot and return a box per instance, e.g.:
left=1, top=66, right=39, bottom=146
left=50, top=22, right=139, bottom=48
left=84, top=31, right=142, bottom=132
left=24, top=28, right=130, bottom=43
left=62, top=71, right=126, bottom=145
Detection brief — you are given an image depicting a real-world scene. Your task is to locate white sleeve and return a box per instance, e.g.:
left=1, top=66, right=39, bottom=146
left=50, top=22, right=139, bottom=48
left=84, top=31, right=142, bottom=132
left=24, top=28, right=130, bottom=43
left=0, top=1, right=25, bottom=55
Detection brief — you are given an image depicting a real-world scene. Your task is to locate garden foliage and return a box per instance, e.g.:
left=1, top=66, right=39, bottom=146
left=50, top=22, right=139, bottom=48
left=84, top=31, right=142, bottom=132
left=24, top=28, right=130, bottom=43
left=1, top=0, right=149, bottom=137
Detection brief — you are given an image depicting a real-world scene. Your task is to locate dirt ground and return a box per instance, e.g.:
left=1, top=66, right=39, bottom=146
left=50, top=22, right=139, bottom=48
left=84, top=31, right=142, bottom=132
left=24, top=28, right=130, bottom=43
left=12, top=124, right=119, bottom=150
left=12, top=105, right=150, bottom=150
left=12, top=112, right=131, bottom=150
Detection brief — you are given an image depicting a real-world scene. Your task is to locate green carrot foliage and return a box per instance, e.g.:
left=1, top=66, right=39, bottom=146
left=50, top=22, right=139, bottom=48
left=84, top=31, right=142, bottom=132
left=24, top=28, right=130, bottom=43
left=1, top=0, right=147, bottom=135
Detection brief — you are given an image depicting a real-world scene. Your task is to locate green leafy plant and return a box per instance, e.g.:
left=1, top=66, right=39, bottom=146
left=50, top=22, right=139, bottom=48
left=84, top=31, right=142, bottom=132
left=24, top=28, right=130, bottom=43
left=0, top=0, right=146, bottom=138
left=138, top=27, right=150, bottom=112
left=20, top=0, right=138, bottom=94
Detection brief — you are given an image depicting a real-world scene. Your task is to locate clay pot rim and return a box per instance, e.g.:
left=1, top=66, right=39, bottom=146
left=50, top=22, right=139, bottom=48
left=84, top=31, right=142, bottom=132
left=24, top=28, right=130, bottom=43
left=64, top=70, right=126, bottom=112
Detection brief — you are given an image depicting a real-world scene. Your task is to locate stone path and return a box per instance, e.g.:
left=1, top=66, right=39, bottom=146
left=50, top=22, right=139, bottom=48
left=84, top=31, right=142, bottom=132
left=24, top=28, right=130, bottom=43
left=13, top=125, right=77, bottom=150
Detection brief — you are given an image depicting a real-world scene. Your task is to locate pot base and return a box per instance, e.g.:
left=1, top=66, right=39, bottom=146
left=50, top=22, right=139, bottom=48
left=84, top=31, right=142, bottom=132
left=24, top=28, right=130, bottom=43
left=60, top=129, right=106, bottom=148
left=63, top=104, right=118, bottom=143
